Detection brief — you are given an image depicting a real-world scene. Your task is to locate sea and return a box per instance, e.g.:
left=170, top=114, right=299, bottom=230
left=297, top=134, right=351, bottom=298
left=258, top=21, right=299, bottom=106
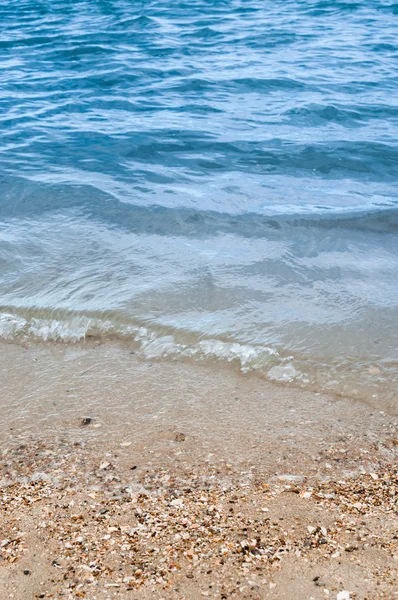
left=0, top=0, right=397, bottom=411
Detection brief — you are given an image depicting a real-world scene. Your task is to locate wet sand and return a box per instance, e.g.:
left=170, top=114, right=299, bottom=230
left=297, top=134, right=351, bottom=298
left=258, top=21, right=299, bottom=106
left=0, top=342, right=397, bottom=599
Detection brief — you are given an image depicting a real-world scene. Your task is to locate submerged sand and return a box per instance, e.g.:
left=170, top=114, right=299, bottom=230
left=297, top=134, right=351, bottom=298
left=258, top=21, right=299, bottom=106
left=0, top=342, right=397, bottom=599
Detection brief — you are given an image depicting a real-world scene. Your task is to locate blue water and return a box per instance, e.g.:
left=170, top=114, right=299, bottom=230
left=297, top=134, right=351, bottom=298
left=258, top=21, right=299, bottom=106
left=0, top=0, right=397, bottom=409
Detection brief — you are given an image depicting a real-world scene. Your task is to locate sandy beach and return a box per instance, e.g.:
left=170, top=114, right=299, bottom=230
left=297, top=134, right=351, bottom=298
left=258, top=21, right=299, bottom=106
left=0, top=342, right=397, bottom=599
left=2, top=0, right=398, bottom=597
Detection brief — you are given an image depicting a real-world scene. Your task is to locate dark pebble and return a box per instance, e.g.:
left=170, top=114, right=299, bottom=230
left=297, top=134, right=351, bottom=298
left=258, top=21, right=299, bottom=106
left=81, top=417, right=92, bottom=426
left=345, top=545, right=358, bottom=552
left=23, top=569, right=30, bottom=575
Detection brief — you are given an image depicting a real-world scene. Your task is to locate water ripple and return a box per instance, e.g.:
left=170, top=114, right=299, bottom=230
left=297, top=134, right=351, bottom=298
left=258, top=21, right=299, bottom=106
left=0, top=0, right=397, bottom=408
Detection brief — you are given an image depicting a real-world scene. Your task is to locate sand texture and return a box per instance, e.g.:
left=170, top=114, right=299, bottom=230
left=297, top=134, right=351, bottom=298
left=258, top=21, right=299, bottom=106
left=0, top=342, right=397, bottom=599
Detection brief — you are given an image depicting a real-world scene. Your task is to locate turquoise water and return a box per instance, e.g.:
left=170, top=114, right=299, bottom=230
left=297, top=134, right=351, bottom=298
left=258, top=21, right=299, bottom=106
left=0, top=1, right=397, bottom=409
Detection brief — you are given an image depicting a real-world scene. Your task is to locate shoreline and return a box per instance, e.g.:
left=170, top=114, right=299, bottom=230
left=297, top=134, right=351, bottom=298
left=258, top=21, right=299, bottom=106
left=0, top=308, right=396, bottom=416
left=1, top=341, right=397, bottom=599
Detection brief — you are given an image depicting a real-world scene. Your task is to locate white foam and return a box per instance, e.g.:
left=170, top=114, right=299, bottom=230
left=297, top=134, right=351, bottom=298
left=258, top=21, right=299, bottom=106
left=0, top=310, right=305, bottom=397
left=0, top=312, right=289, bottom=377
left=0, top=310, right=393, bottom=410
left=268, top=363, right=299, bottom=382
left=0, top=313, right=27, bottom=338
left=28, top=316, right=95, bottom=342
left=0, top=311, right=128, bottom=342
left=138, top=332, right=284, bottom=377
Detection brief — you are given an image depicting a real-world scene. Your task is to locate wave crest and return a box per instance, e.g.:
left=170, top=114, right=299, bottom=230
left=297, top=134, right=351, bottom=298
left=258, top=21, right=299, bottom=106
left=0, top=309, right=395, bottom=413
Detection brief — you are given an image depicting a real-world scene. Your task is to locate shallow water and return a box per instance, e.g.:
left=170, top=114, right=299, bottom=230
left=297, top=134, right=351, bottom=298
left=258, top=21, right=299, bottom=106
left=0, top=0, right=397, bottom=409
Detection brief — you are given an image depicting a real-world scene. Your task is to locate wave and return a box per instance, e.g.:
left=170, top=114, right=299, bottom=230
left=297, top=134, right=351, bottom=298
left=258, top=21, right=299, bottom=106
left=0, top=308, right=291, bottom=368
left=3, top=128, right=398, bottom=180
left=284, top=103, right=398, bottom=125
left=0, top=308, right=396, bottom=415
left=0, top=0, right=397, bottom=420
left=304, top=1, right=362, bottom=16
left=1, top=177, right=397, bottom=235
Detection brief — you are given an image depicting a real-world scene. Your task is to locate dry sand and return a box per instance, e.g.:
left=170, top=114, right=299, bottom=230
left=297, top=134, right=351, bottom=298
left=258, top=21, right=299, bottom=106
left=0, top=341, right=397, bottom=599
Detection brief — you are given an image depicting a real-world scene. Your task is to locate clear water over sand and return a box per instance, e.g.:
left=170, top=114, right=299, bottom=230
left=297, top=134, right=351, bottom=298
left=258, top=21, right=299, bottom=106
left=0, top=1, right=397, bottom=409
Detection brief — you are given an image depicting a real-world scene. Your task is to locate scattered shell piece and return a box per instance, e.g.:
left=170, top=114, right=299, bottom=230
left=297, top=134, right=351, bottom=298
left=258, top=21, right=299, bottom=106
left=336, top=592, right=351, bottom=600
left=307, top=526, right=316, bottom=534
